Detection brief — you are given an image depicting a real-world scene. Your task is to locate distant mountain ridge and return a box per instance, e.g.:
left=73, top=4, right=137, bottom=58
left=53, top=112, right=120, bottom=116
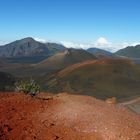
left=87, top=48, right=115, bottom=58
left=115, top=45, right=140, bottom=58
left=0, top=37, right=66, bottom=58
left=0, top=37, right=118, bottom=59
left=1, top=48, right=97, bottom=77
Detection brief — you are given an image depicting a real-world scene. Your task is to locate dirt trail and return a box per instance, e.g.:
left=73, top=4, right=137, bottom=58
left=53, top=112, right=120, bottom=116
left=120, top=97, right=140, bottom=106
left=119, top=97, right=140, bottom=115
left=0, top=92, right=140, bottom=140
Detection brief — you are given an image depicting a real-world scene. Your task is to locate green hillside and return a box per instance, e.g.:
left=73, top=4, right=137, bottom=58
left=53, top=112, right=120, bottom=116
left=45, top=58, right=140, bottom=100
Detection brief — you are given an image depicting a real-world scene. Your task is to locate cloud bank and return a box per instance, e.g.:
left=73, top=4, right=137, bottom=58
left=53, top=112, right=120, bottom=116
left=0, top=37, right=138, bottom=53
left=60, top=37, right=123, bottom=52
left=60, top=37, right=140, bottom=52
left=33, top=37, right=140, bottom=52
left=34, top=37, right=47, bottom=43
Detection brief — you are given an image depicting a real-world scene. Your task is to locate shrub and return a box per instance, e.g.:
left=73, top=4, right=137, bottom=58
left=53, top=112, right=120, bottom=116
left=105, top=97, right=117, bottom=104
left=15, top=79, right=40, bottom=96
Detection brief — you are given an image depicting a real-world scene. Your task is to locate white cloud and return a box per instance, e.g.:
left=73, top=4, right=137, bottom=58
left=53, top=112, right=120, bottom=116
left=110, top=43, right=127, bottom=52
left=60, top=37, right=140, bottom=53
left=60, top=38, right=115, bottom=52
left=27, top=35, right=140, bottom=53
left=0, top=40, right=9, bottom=45
left=34, top=37, right=47, bottom=43
left=61, top=37, right=110, bottom=50
left=1, top=37, right=140, bottom=53
left=94, top=37, right=114, bottom=51
left=114, top=42, right=140, bottom=52
left=95, top=37, right=110, bottom=46
left=131, top=42, right=140, bottom=46
left=60, top=41, right=93, bottom=49
left=105, top=42, right=140, bottom=52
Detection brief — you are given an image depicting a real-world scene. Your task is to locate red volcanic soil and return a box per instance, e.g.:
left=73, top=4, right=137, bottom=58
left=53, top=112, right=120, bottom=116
left=0, top=92, right=140, bottom=140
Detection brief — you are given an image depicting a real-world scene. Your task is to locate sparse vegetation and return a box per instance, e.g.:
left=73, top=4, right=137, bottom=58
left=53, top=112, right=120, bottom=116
left=15, top=79, right=40, bottom=96
left=105, top=97, right=117, bottom=104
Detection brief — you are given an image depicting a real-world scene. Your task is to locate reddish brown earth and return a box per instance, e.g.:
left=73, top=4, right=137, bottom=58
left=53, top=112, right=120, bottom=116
left=0, top=92, right=140, bottom=140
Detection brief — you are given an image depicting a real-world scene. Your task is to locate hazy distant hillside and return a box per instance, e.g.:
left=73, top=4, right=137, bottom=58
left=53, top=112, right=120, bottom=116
left=0, top=58, right=9, bottom=67
left=115, top=45, right=140, bottom=58
left=45, top=58, right=140, bottom=100
left=0, top=72, right=16, bottom=91
left=0, top=37, right=66, bottom=58
left=87, top=48, right=115, bottom=58
left=1, top=48, right=97, bottom=78
left=46, top=42, right=67, bottom=54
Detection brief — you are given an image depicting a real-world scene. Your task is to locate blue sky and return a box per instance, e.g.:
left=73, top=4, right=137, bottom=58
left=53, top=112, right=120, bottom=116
left=0, top=0, right=140, bottom=51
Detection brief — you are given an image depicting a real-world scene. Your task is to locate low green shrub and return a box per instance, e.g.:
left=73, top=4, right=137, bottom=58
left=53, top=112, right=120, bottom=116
left=15, top=79, right=40, bottom=96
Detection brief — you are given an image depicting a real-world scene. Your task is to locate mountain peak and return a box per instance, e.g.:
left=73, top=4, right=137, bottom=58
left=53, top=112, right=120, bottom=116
left=17, top=37, right=36, bottom=43
left=0, top=37, right=66, bottom=58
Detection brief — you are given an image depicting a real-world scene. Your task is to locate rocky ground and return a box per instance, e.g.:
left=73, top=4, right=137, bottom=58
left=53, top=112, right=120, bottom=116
left=0, top=92, right=140, bottom=140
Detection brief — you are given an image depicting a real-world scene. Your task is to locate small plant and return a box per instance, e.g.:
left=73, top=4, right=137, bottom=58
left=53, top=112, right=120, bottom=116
left=105, top=97, right=117, bottom=104
left=15, top=79, right=40, bottom=96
